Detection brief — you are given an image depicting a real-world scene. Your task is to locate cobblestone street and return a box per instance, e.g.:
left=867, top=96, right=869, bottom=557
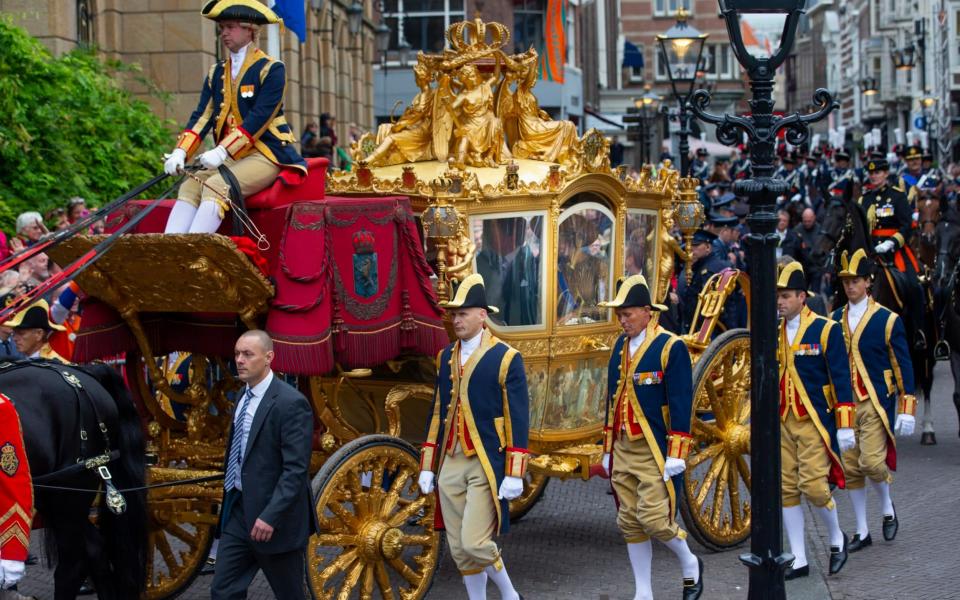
left=17, top=363, right=960, bottom=599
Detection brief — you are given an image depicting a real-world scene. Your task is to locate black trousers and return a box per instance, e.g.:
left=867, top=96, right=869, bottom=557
left=210, top=492, right=307, bottom=600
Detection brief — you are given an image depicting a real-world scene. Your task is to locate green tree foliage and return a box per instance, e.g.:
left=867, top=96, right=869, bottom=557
left=0, top=18, right=174, bottom=234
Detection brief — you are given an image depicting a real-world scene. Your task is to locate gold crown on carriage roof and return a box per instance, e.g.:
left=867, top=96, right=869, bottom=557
left=446, top=17, right=511, bottom=54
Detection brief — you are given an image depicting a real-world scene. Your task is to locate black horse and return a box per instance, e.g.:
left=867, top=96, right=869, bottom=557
left=0, top=361, right=147, bottom=600
left=936, top=225, right=960, bottom=439
left=816, top=185, right=937, bottom=443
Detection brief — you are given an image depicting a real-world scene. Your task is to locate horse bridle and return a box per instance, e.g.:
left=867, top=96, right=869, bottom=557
left=0, top=360, right=127, bottom=514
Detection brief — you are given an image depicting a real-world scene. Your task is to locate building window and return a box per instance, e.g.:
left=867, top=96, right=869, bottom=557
left=77, top=0, right=95, bottom=47
left=700, top=44, right=735, bottom=80
left=514, top=0, right=546, bottom=54
left=383, top=0, right=464, bottom=53
left=653, top=0, right=690, bottom=17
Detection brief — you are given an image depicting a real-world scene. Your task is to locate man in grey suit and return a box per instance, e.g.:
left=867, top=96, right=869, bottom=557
left=211, top=330, right=318, bottom=599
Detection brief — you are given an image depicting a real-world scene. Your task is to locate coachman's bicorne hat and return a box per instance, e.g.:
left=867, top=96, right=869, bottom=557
left=598, top=274, right=667, bottom=312
left=201, top=0, right=281, bottom=25
left=776, top=262, right=807, bottom=291
left=838, top=248, right=873, bottom=279
left=2, top=299, right=66, bottom=332
left=440, top=273, right=499, bottom=314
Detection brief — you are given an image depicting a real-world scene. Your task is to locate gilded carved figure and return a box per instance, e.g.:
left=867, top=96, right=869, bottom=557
left=365, top=60, right=437, bottom=166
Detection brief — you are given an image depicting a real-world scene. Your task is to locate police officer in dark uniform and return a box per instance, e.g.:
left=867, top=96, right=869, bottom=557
left=678, top=229, right=733, bottom=333
left=708, top=212, right=743, bottom=269
left=690, top=148, right=710, bottom=183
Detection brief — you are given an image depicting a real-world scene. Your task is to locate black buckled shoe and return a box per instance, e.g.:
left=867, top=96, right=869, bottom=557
left=200, top=557, right=216, bottom=575
left=682, top=557, right=704, bottom=600
left=848, top=533, right=872, bottom=552
left=784, top=565, right=809, bottom=580
left=883, top=507, right=899, bottom=541
left=828, top=533, right=849, bottom=575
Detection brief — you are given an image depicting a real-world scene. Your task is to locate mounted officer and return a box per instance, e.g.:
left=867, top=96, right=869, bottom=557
left=418, top=274, right=529, bottom=600
left=162, top=0, right=307, bottom=234
left=776, top=262, right=855, bottom=580
left=833, top=249, right=915, bottom=552
left=689, top=147, right=710, bottom=183
left=599, top=274, right=703, bottom=600
left=860, top=153, right=927, bottom=347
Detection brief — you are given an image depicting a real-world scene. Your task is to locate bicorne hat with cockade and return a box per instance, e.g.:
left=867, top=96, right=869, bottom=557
left=201, top=0, right=281, bottom=25
left=440, top=273, right=499, bottom=314
left=776, top=262, right=807, bottom=291
left=598, top=274, right=667, bottom=312
left=2, top=299, right=66, bottom=332
left=838, top=248, right=873, bottom=279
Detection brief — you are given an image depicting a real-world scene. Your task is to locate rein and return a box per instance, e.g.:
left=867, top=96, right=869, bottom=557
left=32, top=473, right=224, bottom=495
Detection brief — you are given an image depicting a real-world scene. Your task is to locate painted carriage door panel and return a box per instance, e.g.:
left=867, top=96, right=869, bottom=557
left=556, top=200, right=615, bottom=326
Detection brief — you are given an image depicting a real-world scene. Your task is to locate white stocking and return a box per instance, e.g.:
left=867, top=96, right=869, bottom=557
left=869, top=479, right=894, bottom=517
left=484, top=561, right=519, bottom=600
left=462, top=572, right=487, bottom=600
left=813, top=503, right=845, bottom=548
left=186, top=200, right=224, bottom=234
left=626, top=542, right=653, bottom=600
left=782, top=505, right=807, bottom=569
left=663, top=534, right=700, bottom=581
left=164, top=200, right=198, bottom=233
left=848, top=488, right=869, bottom=538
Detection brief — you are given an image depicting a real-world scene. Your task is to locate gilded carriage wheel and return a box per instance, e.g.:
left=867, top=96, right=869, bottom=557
left=679, top=329, right=752, bottom=551
left=509, top=470, right=550, bottom=522
left=144, top=492, right=220, bottom=599
left=308, top=434, right=440, bottom=600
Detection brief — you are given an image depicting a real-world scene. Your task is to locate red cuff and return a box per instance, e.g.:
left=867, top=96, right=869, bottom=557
left=666, top=431, right=693, bottom=460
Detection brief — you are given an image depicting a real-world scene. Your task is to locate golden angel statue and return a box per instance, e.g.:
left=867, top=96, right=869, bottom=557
left=650, top=207, right=690, bottom=305
left=434, top=64, right=511, bottom=168
left=365, top=59, right=437, bottom=166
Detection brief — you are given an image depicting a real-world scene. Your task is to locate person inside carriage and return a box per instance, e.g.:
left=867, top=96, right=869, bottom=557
left=161, top=0, right=307, bottom=234
left=859, top=153, right=928, bottom=348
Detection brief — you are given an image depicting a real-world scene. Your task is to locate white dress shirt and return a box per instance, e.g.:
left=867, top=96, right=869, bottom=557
left=459, top=330, right=483, bottom=366
left=237, top=370, right=274, bottom=474
left=230, top=43, right=250, bottom=80
left=785, top=313, right=801, bottom=345
left=846, top=296, right=869, bottom=332
left=628, top=329, right=647, bottom=358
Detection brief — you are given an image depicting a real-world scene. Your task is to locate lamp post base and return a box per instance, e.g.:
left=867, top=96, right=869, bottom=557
left=739, top=551, right=794, bottom=599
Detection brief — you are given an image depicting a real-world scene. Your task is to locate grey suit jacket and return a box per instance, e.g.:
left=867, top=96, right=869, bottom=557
left=221, top=374, right=320, bottom=554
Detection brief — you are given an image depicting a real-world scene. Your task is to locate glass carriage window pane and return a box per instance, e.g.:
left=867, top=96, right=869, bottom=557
left=625, top=209, right=660, bottom=297
left=557, top=201, right=615, bottom=326
left=536, top=356, right=607, bottom=431
left=470, top=213, right=546, bottom=328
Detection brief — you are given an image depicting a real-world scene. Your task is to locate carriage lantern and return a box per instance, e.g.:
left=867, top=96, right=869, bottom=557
left=673, top=178, right=705, bottom=284
left=422, top=204, right=462, bottom=303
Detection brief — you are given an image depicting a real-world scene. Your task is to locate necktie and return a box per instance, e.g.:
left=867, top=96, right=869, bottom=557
left=224, top=387, right=254, bottom=491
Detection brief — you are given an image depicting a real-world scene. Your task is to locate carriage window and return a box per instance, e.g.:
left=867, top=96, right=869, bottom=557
left=625, top=209, right=660, bottom=295
left=470, top=212, right=546, bottom=328
left=557, top=202, right=615, bottom=326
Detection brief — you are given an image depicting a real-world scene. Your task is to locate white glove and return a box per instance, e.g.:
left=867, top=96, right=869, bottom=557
left=163, top=148, right=186, bottom=176
left=662, top=457, right=687, bottom=481
left=417, top=470, right=434, bottom=495
left=1, top=559, right=25, bottom=589
left=894, top=413, right=916, bottom=436
left=837, top=427, right=857, bottom=452
left=602, top=453, right=612, bottom=476
left=874, top=240, right=895, bottom=254
left=497, top=476, right=524, bottom=500
left=199, top=145, right=228, bottom=170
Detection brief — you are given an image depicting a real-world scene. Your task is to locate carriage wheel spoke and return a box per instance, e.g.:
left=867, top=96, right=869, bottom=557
left=687, top=444, right=721, bottom=469
left=692, top=419, right=723, bottom=443
left=736, top=455, right=752, bottom=490
left=728, top=458, right=744, bottom=531
left=380, top=469, right=413, bottom=518
left=710, top=463, right=729, bottom=529
left=154, top=529, right=179, bottom=572
left=388, top=556, right=421, bottom=585
left=313, top=533, right=358, bottom=547
left=375, top=562, right=396, bottom=600
left=319, top=548, right=359, bottom=582
left=399, top=533, right=434, bottom=546
left=336, top=559, right=365, bottom=600
left=359, top=564, right=376, bottom=600
left=163, top=523, right=199, bottom=552
left=328, top=500, right=360, bottom=531
left=695, top=454, right=727, bottom=508
left=387, top=496, right=428, bottom=527
left=704, top=379, right=729, bottom=427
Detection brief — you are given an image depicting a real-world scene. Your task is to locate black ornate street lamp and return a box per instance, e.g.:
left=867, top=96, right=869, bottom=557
left=657, top=7, right=708, bottom=176
left=860, top=76, right=879, bottom=96
left=689, top=1, right=837, bottom=598
left=891, top=44, right=916, bottom=71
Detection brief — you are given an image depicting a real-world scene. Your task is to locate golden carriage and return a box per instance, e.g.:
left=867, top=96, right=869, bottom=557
left=48, top=16, right=751, bottom=600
